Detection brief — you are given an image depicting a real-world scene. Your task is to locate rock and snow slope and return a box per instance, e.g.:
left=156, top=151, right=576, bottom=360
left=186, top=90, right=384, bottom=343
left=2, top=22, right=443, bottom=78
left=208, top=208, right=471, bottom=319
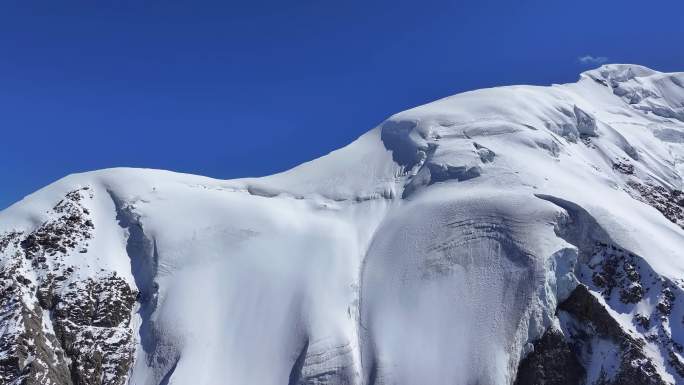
left=1, top=64, right=684, bottom=385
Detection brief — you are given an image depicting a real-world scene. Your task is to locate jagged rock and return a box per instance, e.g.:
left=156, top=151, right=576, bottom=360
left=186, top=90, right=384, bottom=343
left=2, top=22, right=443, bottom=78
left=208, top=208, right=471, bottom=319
left=0, top=188, right=137, bottom=385
left=628, top=181, right=684, bottom=228
left=657, top=287, right=676, bottom=316
left=514, top=329, right=585, bottom=385
left=559, top=285, right=667, bottom=385
left=51, top=274, right=137, bottom=385
left=612, top=160, right=635, bottom=174
left=586, top=243, right=646, bottom=305
left=0, top=261, right=73, bottom=385
left=635, top=313, right=651, bottom=329
left=560, top=285, right=632, bottom=342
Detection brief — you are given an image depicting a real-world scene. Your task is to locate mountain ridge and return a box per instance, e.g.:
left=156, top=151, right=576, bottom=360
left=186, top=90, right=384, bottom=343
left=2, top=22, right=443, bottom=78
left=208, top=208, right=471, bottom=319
left=2, top=64, right=684, bottom=385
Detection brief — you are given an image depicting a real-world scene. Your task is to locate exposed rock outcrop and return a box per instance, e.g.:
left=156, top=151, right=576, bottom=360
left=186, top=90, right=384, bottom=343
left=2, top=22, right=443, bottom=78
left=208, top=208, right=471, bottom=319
left=514, top=329, right=585, bottom=385
left=0, top=188, right=137, bottom=385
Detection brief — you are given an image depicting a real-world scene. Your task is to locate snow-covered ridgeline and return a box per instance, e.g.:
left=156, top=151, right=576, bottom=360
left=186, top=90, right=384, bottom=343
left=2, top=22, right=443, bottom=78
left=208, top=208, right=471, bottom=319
left=1, top=64, right=684, bottom=384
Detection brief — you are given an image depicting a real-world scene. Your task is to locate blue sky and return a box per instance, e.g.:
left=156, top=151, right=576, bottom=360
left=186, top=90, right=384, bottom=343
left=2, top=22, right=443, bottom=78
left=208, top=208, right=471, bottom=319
left=1, top=0, right=682, bottom=209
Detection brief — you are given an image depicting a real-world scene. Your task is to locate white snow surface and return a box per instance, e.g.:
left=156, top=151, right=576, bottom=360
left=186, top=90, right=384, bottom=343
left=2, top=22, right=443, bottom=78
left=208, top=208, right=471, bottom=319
left=2, top=64, right=684, bottom=384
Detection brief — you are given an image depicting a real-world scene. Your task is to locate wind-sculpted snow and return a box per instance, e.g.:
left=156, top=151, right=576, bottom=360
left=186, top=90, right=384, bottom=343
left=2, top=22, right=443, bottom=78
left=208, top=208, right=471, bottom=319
left=2, top=64, right=684, bottom=384
left=583, top=64, right=684, bottom=122
left=359, top=189, right=567, bottom=384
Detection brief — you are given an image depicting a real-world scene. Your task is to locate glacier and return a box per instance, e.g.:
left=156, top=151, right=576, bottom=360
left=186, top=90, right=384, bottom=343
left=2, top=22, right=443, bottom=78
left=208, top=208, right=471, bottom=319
left=1, top=64, right=684, bottom=384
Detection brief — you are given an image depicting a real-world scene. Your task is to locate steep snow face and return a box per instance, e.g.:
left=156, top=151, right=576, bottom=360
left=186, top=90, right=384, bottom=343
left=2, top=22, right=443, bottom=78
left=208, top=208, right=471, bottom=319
left=2, top=64, right=684, bottom=385
left=359, top=188, right=570, bottom=385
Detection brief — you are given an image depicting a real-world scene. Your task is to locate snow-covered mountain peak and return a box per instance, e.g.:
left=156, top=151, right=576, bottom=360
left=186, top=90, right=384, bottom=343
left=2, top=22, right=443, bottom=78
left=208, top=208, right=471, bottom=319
left=581, top=63, right=661, bottom=82
left=582, top=64, right=684, bottom=121
left=3, top=65, right=684, bottom=385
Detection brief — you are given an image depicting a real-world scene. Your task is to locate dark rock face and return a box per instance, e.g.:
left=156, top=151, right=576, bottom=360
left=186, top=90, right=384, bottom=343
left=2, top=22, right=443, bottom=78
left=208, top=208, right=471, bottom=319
left=627, top=181, right=684, bottom=228
left=587, top=242, right=645, bottom=305
left=52, top=274, right=137, bottom=385
left=514, top=329, right=585, bottom=385
left=0, top=188, right=138, bottom=385
left=583, top=243, right=684, bottom=382
left=19, top=189, right=94, bottom=265
left=512, top=201, right=684, bottom=384
left=535, top=194, right=684, bottom=384
left=613, top=160, right=635, bottom=175
left=560, top=285, right=641, bottom=345
left=516, top=284, right=669, bottom=385
left=516, top=238, right=684, bottom=385
left=0, top=260, right=73, bottom=385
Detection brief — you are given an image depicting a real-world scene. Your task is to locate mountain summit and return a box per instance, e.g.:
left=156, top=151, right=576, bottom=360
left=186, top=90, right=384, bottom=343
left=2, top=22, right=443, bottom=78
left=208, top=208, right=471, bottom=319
left=2, top=64, right=684, bottom=385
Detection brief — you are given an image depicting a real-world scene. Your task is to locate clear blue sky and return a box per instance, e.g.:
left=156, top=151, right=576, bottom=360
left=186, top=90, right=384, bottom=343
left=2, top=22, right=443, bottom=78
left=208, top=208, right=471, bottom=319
left=1, top=0, right=682, bottom=209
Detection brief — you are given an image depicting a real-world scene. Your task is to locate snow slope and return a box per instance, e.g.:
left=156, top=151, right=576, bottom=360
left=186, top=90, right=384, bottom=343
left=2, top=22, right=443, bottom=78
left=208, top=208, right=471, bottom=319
left=2, top=64, right=684, bottom=385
